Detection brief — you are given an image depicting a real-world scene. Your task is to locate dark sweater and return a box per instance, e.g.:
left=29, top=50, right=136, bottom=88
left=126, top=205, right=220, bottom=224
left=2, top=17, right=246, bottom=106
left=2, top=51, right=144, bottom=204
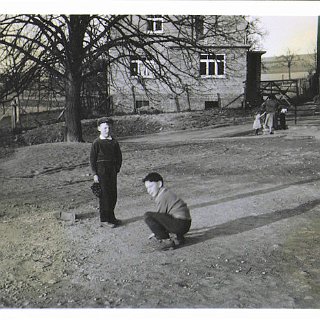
left=90, top=137, right=122, bottom=175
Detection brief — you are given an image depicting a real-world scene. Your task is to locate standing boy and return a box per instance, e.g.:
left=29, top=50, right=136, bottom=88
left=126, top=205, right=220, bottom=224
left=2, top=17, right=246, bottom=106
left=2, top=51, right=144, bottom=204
left=90, top=117, right=122, bottom=228
left=143, top=172, right=192, bottom=250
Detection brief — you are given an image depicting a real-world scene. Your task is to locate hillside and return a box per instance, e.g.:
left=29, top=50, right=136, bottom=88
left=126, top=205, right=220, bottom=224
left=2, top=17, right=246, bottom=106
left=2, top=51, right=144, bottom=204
left=0, top=108, right=252, bottom=148
left=262, top=53, right=315, bottom=75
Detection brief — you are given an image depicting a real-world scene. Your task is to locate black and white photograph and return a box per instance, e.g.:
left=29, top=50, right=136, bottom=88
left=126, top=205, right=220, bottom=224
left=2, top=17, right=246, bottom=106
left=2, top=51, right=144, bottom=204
left=0, top=1, right=320, bottom=319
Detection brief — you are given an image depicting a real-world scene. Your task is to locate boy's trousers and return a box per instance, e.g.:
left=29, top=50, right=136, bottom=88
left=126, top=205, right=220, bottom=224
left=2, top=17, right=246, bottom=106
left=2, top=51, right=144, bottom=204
left=97, top=163, right=118, bottom=223
left=144, top=211, right=191, bottom=239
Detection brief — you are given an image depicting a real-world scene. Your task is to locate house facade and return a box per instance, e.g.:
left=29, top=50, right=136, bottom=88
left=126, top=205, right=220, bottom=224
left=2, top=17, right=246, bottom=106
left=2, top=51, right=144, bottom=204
left=108, top=15, right=261, bottom=114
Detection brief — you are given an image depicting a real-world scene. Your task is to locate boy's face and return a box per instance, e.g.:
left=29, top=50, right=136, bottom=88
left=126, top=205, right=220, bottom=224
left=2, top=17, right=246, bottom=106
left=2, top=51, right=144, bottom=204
left=98, top=122, right=111, bottom=138
left=145, top=180, right=162, bottom=198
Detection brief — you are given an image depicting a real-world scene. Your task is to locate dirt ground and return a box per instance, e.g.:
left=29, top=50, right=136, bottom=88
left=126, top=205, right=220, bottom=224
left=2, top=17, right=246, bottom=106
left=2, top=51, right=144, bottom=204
left=1, top=111, right=320, bottom=314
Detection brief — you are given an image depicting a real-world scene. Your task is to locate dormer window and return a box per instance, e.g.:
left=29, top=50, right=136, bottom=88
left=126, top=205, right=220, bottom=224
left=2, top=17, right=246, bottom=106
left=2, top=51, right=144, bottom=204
left=147, top=15, right=163, bottom=34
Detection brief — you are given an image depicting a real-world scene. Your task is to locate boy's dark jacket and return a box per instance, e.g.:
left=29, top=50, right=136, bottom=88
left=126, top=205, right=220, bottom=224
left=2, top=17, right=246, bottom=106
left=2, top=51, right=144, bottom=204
left=90, top=137, right=122, bottom=175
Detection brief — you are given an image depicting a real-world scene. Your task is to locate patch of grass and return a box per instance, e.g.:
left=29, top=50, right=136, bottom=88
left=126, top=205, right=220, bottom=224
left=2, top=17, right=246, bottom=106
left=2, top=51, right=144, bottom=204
left=282, top=212, right=320, bottom=299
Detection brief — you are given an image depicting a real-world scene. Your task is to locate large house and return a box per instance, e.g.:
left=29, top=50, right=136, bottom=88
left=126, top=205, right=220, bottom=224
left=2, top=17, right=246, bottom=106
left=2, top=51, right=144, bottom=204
left=108, top=15, right=264, bottom=114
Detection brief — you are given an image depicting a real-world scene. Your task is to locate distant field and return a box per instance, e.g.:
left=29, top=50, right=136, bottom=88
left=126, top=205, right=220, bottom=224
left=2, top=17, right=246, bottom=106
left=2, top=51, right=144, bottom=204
left=262, top=53, right=315, bottom=76
left=261, top=71, right=309, bottom=81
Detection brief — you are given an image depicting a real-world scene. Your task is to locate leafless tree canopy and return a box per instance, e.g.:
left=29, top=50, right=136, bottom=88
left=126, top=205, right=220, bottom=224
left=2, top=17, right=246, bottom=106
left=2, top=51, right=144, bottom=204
left=280, top=49, right=299, bottom=80
left=0, top=14, right=260, bottom=141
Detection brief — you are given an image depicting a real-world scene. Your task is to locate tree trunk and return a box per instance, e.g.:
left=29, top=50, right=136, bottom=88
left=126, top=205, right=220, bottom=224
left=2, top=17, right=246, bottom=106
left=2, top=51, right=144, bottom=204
left=65, top=70, right=83, bottom=142
left=288, top=66, right=291, bottom=80
left=174, top=95, right=181, bottom=112
left=63, top=15, right=90, bottom=142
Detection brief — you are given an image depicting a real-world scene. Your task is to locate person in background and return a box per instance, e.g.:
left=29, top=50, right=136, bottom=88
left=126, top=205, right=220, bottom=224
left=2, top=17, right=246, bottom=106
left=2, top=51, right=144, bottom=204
left=262, top=94, right=279, bottom=134
left=279, top=108, right=288, bottom=130
left=252, top=110, right=266, bottom=135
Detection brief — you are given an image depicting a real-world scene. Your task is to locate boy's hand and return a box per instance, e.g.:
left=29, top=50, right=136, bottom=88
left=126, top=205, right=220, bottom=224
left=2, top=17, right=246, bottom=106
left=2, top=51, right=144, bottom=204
left=93, top=175, right=99, bottom=183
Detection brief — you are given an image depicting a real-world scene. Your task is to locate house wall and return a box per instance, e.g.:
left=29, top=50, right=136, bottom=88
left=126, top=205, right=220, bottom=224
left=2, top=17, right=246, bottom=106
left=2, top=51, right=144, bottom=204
left=110, top=49, right=248, bottom=113
left=109, top=15, right=250, bottom=114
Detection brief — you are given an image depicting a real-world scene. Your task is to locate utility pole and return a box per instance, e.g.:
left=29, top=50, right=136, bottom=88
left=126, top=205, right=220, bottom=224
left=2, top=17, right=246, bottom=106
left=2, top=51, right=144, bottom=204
left=317, top=16, right=320, bottom=94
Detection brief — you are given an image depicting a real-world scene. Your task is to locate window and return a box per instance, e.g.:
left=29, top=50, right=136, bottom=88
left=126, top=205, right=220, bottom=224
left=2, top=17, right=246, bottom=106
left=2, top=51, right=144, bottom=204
left=130, top=57, right=154, bottom=78
left=205, top=101, right=219, bottom=109
left=147, top=15, right=163, bottom=33
left=200, top=53, right=225, bottom=77
left=135, top=100, right=149, bottom=109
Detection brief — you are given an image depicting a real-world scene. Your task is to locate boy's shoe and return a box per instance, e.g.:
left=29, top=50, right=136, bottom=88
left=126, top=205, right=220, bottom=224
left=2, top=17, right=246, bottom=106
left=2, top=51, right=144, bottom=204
left=173, top=236, right=185, bottom=246
left=100, top=220, right=121, bottom=228
left=169, top=233, right=185, bottom=246
left=159, top=238, right=176, bottom=251
left=110, top=219, right=122, bottom=227
left=100, top=221, right=110, bottom=227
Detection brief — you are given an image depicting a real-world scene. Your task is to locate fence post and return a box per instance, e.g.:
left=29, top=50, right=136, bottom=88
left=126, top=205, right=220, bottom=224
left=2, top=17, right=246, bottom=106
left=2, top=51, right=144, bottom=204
left=11, top=98, right=20, bottom=132
left=131, top=86, right=136, bottom=114
left=295, top=80, right=299, bottom=124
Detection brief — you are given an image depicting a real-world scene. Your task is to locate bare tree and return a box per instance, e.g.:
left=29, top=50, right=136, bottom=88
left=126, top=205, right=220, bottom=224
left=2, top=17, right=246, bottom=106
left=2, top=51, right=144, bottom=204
left=0, top=44, right=40, bottom=103
left=0, top=14, right=260, bottom=142
left=305, top=48, right=317, bottom=76
left=280, top=49, right=299, bottom=80
left=244, top=17, right=267, bottom=50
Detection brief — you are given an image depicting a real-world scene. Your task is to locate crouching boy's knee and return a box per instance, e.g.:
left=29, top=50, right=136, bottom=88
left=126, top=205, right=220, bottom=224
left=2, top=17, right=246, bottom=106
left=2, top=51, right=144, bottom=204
left=144, top=211, right=153, bottom=221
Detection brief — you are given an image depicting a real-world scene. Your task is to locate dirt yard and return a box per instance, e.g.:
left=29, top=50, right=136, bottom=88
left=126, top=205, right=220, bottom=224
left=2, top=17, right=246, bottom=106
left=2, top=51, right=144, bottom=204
left=1, top=111, right=320, bottom=313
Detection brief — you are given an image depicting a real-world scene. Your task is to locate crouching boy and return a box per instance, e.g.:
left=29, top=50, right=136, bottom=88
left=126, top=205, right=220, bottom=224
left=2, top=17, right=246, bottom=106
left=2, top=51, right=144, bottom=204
left=143, top=172, right=191, bottom=250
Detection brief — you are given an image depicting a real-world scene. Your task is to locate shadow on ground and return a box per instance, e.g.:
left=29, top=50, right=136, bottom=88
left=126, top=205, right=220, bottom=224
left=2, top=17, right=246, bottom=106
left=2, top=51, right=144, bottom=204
left=189, top=177, right=320, bottom=211
left=117, top=177, right=320, bottom=249
left=185, top=199, right=320, bottom=247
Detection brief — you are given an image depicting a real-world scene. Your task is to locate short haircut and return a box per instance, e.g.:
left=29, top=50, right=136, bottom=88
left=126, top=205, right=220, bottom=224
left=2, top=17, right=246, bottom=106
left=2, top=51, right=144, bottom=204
left=142, top=172, right=164, bottom=184
left=97, top=117, right=113, bottom=127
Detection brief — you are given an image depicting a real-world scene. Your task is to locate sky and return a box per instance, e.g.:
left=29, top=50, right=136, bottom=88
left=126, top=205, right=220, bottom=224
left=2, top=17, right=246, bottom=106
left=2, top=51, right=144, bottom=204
left=1, top=1, right=319, bottom=60
left=256, top=16, right=318, bottom=57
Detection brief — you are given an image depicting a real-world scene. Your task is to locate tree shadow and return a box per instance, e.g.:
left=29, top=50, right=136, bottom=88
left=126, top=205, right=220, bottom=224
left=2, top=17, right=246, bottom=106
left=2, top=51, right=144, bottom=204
left=121, top=215, right=144, bottom=225
left=183, top=199, right=320, bottom=248
left=189, top=177, right=320, bottom=210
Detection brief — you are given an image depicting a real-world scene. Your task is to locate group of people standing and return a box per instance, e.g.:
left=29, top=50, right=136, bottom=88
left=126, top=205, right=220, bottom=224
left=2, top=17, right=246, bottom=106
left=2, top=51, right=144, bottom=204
left=253, top=94, right=288, bottom=135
